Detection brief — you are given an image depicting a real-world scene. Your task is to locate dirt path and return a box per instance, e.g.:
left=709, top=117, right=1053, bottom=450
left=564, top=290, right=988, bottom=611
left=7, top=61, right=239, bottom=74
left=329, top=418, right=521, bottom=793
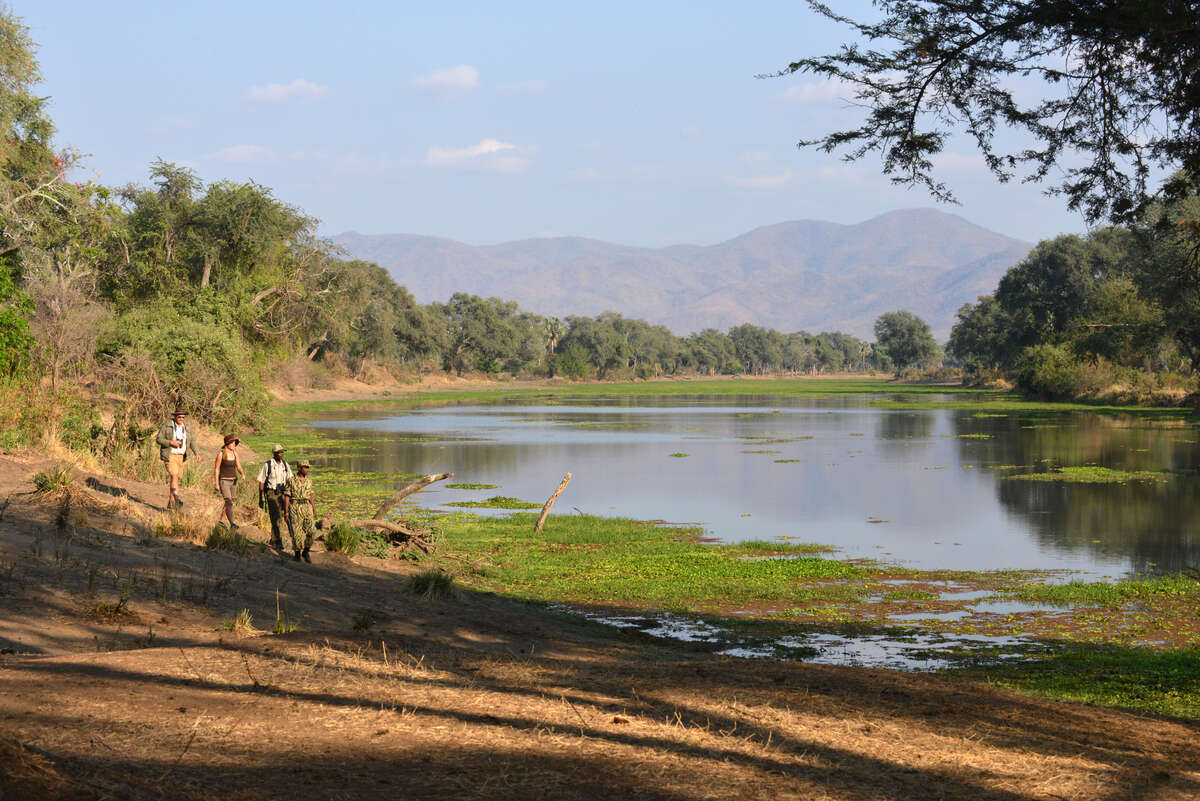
left=1, top=456, right=1197, bottom=800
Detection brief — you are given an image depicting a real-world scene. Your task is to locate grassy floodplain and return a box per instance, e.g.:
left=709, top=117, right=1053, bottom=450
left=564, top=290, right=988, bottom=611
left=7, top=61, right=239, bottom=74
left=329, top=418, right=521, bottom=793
left=261, top=376, right=1200, bottom=720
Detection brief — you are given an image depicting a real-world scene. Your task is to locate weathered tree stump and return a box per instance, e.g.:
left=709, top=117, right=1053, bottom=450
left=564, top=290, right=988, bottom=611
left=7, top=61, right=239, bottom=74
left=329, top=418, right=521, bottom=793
left=534, top=472, right=573, bottom=533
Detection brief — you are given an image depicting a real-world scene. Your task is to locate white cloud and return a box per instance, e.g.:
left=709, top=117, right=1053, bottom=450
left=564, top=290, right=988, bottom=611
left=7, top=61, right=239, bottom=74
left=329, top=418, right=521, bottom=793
left=413, top=65, right=480, bottom=92
left=246, top=78, right=329, bottom=102
left=209, top=144, right=274, bottom=163
left=426, top=138, right=528, bottom=172
left=724, top=170, right=794, bottom=190
left=780, top=79, right=850, bottom=104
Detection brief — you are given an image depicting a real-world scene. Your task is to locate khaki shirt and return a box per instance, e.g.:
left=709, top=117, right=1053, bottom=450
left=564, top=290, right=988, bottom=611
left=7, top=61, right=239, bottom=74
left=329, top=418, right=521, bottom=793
left=285, top=474, right=313, bottom=503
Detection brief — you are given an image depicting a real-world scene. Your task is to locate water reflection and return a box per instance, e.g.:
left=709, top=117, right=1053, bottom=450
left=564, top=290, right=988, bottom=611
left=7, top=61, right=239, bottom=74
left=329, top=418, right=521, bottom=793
left=299, top=395, right=1200, bottom=575
left=948, top=413, right=1200, bottom=572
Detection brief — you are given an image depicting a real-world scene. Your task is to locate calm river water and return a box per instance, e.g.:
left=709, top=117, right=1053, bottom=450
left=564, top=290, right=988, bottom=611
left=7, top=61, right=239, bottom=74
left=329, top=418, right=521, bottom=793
left=303, top=394, right=1200, bottom=577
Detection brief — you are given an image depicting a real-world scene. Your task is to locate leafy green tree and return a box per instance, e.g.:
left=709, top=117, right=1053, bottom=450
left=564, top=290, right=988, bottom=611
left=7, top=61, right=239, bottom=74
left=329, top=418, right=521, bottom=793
left=728, top=324, right=784, bottom=375
left=946, top=296, right=1009, bottom=370
left=1072, top=276, right=1164, bottom=366
left=560, top=315, right=631, bottom=378
left=1130, top=189, right=1200, bottom=367
left=874, top=311, right=940, bottom=372
left=0, top=7, right=65, bottom=377
left=778, top=0, right=1200, bottom=224
left=433, top=293, right=540, bottom=375
left=682, top=328, right=739, bottom=375
left=994, top=235, right=1103, bottom=352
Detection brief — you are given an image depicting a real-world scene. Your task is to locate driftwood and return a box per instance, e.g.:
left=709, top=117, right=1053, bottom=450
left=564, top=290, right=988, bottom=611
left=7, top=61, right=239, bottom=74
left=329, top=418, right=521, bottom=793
left=346, top=518, right=435, bottom=554
left=534, top=473, right=573, bottom=534
left=347, top=519, right=418, bottom=536
left=372, top=473, right=454, bottom=520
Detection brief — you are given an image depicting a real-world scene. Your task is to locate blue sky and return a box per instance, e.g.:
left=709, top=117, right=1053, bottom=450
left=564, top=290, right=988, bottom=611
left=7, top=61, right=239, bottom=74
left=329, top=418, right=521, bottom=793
left=22, top=1, right=1086, bottom=247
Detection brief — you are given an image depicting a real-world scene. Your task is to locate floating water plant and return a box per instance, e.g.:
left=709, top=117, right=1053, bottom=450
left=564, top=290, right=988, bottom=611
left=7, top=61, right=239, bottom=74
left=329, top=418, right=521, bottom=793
left=1003, top=466, right=1167, bottom=484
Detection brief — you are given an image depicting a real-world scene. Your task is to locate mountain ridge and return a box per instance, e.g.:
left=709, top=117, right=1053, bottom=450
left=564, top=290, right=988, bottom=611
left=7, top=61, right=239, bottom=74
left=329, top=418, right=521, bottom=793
left=334, top=208, right=1033, bottom=339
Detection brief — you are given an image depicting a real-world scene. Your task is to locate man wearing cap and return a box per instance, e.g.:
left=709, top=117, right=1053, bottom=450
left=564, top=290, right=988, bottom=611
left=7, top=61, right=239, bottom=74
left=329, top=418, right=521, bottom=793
left=284, top=460, right=317, bottom=563
left=155, top=408, right=198, bottom=510
left=256, top=445, right=295, bottom=552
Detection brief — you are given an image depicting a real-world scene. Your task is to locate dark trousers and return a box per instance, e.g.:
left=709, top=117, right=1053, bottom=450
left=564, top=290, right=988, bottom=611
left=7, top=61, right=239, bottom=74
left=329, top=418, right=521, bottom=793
left=265, top=490, right=288, bottom=546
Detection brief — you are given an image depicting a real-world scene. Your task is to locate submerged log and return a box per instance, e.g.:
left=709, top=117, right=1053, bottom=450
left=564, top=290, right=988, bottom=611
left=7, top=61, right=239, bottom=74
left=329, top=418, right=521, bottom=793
left=534, top=472, right=573, bottom=534
left=371, top=473, right=453, bottom=520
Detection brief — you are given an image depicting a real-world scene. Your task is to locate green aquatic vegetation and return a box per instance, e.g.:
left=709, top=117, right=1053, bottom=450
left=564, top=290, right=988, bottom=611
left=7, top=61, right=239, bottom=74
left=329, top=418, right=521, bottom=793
left=669, top=453, right=689, bottom=458
left=774, top=459, right=802, bottom=463
left=445, top=483, right=502, bottom=490
left=446, top=496, right=542, bottom=509
left=741, top=449, right=781, bottom=454
left=960, top=644, right=1200, bottom=720
left=565, top=421, right=651, bottom=429
left=1011, top=575, right=1199, bottom=607
left=944, top=433, right=992, bottom=439
left=1002, top=466, right=1168, bottom=483
left=728, top=539, right=833, bottom=555
left=433, top=513, right=869, bottom=612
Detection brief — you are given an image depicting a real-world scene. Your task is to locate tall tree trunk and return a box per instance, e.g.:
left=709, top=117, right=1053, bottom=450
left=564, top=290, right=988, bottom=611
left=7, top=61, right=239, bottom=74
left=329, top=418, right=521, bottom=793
left=199, top=254, right=213, bottom=289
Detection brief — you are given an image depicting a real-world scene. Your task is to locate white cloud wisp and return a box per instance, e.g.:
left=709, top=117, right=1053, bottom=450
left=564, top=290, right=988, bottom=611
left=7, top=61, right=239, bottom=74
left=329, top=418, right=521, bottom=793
left=426, top=138, right=527, bottom=172
left=412, top=65, right=480, bottom=92
left=246, top=78, right=329, bottom=102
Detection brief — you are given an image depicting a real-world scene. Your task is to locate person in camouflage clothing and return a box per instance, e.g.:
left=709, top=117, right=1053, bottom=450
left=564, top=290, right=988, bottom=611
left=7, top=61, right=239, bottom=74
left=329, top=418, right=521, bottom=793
left=284, top=460, right=317, bottom=563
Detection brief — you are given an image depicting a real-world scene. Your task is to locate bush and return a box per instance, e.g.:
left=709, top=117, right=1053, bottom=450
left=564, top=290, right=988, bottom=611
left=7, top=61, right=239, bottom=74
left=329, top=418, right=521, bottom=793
left=1015, top=344, right=1088, bottom=400
left=154, top=512, right=209, bottom=542
left=98, top=306, right=268, bottom=429
left=324, top=523, right=364, bottom=556
left=32, top=463, right=73, bottom=493
left=406, top=568, right=456, bottom=599
left=205, top=526, right=258, bottom=554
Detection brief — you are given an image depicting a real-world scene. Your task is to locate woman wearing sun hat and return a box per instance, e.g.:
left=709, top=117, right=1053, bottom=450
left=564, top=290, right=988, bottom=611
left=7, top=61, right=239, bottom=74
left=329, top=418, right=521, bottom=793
left=214, top=434, right=246, bottom=529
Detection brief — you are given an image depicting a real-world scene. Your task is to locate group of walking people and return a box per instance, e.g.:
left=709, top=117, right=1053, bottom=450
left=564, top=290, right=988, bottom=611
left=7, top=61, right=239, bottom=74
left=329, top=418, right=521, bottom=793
left=155, top=408, right=319, bottom=563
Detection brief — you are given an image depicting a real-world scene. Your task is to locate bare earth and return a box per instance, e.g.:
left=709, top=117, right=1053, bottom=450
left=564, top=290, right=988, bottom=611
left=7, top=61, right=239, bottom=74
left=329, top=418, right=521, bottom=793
left=0, top=454, right=1197, bottom=801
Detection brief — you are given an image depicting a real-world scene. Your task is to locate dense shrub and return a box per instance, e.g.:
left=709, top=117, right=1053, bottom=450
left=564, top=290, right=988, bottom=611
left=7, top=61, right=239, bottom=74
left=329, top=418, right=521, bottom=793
left=98, top=307, right=267, bottom=428
left=1015, top=345, right=1087, bottom=399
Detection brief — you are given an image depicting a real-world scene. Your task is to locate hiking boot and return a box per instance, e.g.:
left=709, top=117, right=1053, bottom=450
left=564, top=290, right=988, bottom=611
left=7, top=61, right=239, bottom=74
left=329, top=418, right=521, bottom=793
left=301, top=549, right=312, bottom=564
left=270, top=539, right=284, bottom=552
left=292, top=552, right=302, bottom=562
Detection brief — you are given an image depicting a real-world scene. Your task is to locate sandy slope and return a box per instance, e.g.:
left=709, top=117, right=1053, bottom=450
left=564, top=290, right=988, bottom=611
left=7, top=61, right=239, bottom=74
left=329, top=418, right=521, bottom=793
left=0, top=455, right=1197, bottom=801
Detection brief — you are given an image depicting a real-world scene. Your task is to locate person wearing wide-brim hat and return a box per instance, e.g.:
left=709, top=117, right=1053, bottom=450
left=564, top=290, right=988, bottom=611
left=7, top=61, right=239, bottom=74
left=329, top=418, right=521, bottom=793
left=283, top=460, right=317, bottom=563
left=155, top=407, right=198, bottom=510
left=256, top=444, right=295, bottom=551
left=213, top=434, right=246, bottom=530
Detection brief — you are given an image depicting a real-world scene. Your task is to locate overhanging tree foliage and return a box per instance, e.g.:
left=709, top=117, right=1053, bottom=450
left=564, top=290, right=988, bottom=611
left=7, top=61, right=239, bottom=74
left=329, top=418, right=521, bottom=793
left=776, top=0, right=1200, bottom=224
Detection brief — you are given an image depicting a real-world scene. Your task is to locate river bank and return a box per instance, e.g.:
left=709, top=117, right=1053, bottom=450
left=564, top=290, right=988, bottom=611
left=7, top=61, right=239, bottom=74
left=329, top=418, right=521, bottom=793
left=1, top=452, right=1199, bottom=800
left=246, top=382, right=1200, bottom=707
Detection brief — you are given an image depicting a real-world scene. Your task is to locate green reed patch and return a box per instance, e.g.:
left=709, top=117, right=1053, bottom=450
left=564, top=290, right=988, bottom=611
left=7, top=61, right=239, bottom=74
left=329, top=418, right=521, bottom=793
left=446, top=483, right=502, bottom=490
left=204, top=527, right=261, bottom=555
left=446, top=496, right=542, bottom=510
left=959, top=644, right=1200, bottom=720
left=1010, top=575, right=1200, bottom=607
left=1002, top=466, right=1168, bottom=484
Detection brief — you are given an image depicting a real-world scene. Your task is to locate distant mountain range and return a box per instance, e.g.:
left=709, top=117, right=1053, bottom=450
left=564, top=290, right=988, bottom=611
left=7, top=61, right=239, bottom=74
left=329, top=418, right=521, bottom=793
left=334, top=208, right=1032, bottom=340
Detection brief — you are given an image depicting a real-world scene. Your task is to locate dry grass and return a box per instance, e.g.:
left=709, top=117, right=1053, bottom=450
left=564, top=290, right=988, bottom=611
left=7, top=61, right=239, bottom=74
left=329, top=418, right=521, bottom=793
left=3, top=634, right=1198, bottom=801
left=152, top=511, right=209, bottom=543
